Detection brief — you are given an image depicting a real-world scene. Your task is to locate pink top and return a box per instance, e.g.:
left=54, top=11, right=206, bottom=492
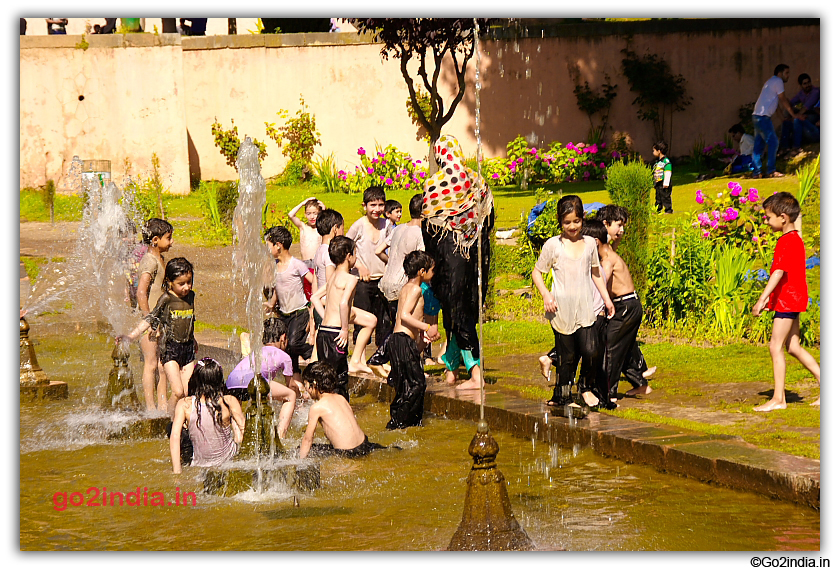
left=188, top=396, right=239, bottom=467
left=275, top=257, right=310, bottom=313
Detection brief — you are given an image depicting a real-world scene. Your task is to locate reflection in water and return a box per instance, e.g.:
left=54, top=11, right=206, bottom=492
left=21, top=334, right=820, bottom=551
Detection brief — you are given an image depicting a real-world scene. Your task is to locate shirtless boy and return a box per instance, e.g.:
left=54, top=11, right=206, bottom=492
left=298, top=361, right=385, bottom=459
left=310, top=236, right=378, bottom=398
left=594, top=205, right=651, bottom=402
left=386, top=250, right=441, bottom=429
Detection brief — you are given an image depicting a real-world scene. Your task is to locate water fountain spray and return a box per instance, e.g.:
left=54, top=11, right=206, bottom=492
left=447, top=20, right=533, bottom=551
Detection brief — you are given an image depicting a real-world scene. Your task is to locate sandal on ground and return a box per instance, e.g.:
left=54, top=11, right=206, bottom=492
left=545, top=399, right=563, bottom=407
left=767, top=171, right=785, bottom=178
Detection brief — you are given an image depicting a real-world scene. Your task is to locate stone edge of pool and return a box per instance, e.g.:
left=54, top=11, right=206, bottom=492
left=25, top=323, right=819, bottom=511
left=345, top=374, right=820, bottom=511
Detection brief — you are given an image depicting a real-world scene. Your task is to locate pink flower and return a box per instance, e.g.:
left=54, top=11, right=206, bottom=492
left=377, top=152, right=385, bottom=158
left=405, top=183, right=410, bottom=189
left=529, top=147, right=538, bottom=155
left=724, top=207, right=739, bottom=222
left=400, top=169, right=408, bottom=176
left=739, top=197, right=748, bottom=204
left=599, top=163, right=606, bottom=169
left=600, top=143, right=606, bottom=149
left=569, top=158, right=576, bottom=164
left=416, top=160, right=422, bottom=164
left=358, top=147, right=366, bottom=156
left=381, top=158, right=387, bottom=164
left=698, top=212, right=712, bottom=227
left=748, top=188, right=760, bottom=202
left=385, top=178, right=394, bottom=185
left=338, top=170, right=346, bottom=176
left=712, top=210, right=721, bottom=221
left=566, top=142, right=576, bottom=150
left=491, top=173, right=500, bottom=179
left=418, top=172, right=425, bottom=178
left=728, top=181, right=741, bottom=192
left=710, top=220, right=719, bottom=230
left=516, top=157, right=525, bottom=164
left=695, top=190, right=705, bottom=204
left=366, top=167, right=375, bottom=174
left=583, top=171, right=591, bottom=178
left=413, top=178, right=419, bottom=184
left=702, top=230, right=710, bottom=238
left=611, top=151, right=620, bottom=158
left=752, top=236, right=759, bottom=242
left=372, top=158, right=379, bottom=165
left=380, top=176, right=385, bottom=180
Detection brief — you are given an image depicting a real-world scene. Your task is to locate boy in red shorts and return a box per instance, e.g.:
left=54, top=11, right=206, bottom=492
left=751, top=192, right=820, bottom=411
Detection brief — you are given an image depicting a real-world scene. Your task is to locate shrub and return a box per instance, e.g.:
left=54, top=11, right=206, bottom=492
left=604, top=159, right=653, bottom=299
left=311, top=153, right=342, bottom=193
left=265, top=95, right=322, bottom=183
left=338, top=144, right=428, bottom=194
left=693, top=182, right=776, bottom=261
left=211, top=118, right=268, bottom=171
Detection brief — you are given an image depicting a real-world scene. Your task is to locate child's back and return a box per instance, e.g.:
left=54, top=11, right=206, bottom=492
left=309, top=392, right=366, bottom=450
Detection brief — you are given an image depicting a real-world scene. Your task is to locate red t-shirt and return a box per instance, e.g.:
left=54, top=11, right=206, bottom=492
left=768, top=231, right=808, bottom=312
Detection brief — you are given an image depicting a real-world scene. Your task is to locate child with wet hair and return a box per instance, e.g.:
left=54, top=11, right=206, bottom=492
left=263, top=225, right=315, bottom=393
left=135, top=217, right=174, bottom=412
left=532, top=195, right=614, bottom=408
left=751, top=192, right=820, bottom=411
left=170, top=358, right=245, bottom=473
left=298, top=361, right=385, bottom=459
left=287, top=196, right=325, bottom=263
left=385, top=250, right=440, bottom=429
left=122, top=257, right=197, bottom=418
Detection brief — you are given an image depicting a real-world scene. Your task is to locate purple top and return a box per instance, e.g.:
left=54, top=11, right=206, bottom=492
left=790, top=87, right=820, bottom=112
left=226, top=346, right=293, bottom=389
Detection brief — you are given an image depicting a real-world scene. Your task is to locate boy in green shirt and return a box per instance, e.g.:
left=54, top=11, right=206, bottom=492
left=653, top=141, right=673, bottom=214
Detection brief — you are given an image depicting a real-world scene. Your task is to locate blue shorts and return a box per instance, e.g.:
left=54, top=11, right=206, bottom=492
left=773, top=311, right=800, bottom=320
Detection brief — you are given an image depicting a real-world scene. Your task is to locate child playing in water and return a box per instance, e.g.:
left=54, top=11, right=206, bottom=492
left=378, top=194, right=425, bottom=332
left=346, top=186, right=391, bottom=348
left=287, top=196, right=324, bottom=264
left=135, top=218, right=173, bottom=412
left=310, top=236, right=378, bottom=398
left=225, top=318, right=297, bottom=439
left=170, top=358, right=245, bottom=473
left=312, top=208, right=344, bottom=332
left=751, top=192, right=820, bottom=411
left=121, top=257, right=197, bottom=418
left=386, top=250, right=440, bottom=429
left=299, top=361, right=385, bottom=459
left=263, top=226, right=315, bottom=393
left=532, top=195, right=614, bottom=408
left=596, top=205, right=656, bottom=395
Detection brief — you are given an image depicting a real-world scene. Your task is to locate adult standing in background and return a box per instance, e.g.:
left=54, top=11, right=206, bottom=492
left=751, top=64, right=804, bottom=179
left=45, top=18, right=68, bottom=35
left=780, top=73, right=820, bottom=155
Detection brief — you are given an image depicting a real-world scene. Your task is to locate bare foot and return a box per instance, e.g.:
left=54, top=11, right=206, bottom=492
left=582, top=391, right=600, bottom=407
left=348, top=362, right=373, bottom=375
left=810, top=397, right=820, bottom=407
left=642, top=366, right=657, bottom=379
left=626, top=385, right=653, bottom=396
left=424, top=358, right=437, bottom=367
left=383, top=363, right=391, bottom=374
left=369, top=364, right=389, bottom=378
left=456, top=378, right=484, bottom=390
left=444, top=370, right=457, bottom=385
left=753, top=400, right=787, bottom=412
left=538, top=355, right=552, bottom=381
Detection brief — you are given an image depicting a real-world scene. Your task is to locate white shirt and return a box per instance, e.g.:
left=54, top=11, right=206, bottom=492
left=754, top=76, right=785, bottom=117
left=379, top=224, right=425, bottom=301
left=534, top=235, right=601, bottom=335
left=739, top=133, right=755, bottom=156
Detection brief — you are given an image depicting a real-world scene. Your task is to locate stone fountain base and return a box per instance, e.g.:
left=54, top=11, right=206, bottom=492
left=105, top=416, right=170, bottom=441
left=203, top=463, right=321, bottom=496
left=20, top=381, right=69, bottom=401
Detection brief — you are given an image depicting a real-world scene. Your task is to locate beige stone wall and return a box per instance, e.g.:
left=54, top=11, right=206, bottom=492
left=20, top=21, right=819, bottom=194
left=20, top=34, right=190, bottom=194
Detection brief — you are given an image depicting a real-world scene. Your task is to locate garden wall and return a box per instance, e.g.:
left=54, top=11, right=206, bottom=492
left=20, top=19, right=819, bottom=194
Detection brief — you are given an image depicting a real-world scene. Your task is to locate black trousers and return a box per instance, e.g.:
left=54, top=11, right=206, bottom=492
left=622, top=342, right=649, bottom=388
left=278, top=307, right=313, bottom=374
left=655, top=182, right=673, bottom=213
left=605, top=297, right=644, bottom=397
left=385, top=332, right=426, bottom=429
left=316, top=326, right=350, bottom=402
left=551, top=323, right=600, bottom=404
left=353, top=278, right=391, bottom=348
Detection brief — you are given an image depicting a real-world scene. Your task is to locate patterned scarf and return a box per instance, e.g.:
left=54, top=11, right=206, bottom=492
left=422, top=135, right=494, bottom=257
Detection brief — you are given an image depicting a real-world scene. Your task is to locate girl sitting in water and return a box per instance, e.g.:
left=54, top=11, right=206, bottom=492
left=169, top=358, right=245, bottom=473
